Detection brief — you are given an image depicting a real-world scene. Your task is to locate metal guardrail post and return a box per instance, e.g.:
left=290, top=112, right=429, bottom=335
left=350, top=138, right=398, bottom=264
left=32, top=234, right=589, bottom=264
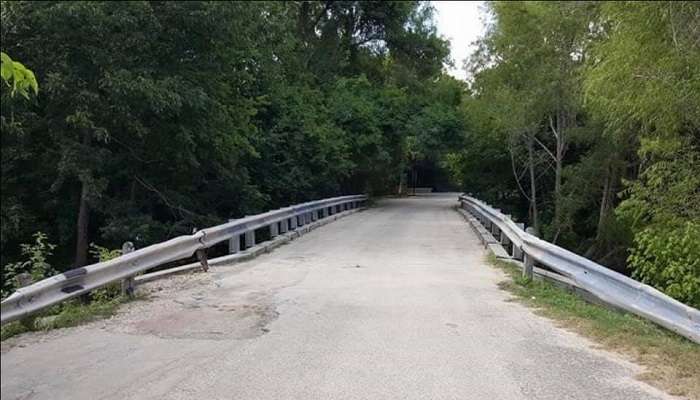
left=245, top=230, right=255, bottom=248
left=279, top=219, right=288, bottom=233
left=228, top=219, right=240, bottom=254
left=229, top=235, right=240, bottom=253
left=195, top=249, right=209, bottom=272
left=523, top=253, right=534, bottom=281
left=523, top=227, right=538, bottom=280
left=512, top=222, right=525, bottom=260
left=290, top=215, right=297, bottom=230
left=270, top=221, right=279, bottom=238
left=501, top=215, right=512, bottom=251
left=120, top=242, right=136, bottom=297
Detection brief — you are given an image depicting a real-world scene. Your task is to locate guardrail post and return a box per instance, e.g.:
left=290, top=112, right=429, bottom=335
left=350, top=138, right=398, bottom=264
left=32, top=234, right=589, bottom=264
left=512, top=223, right=525, bottom=260
left=120, top=242, right=136, bottom=297
left=228, top=219, right=241, bottom=254
left=279, top=219, right=288, bottom=234
left=491, top=222, right=500, bottom=240
left=196, top=248, right=209, bottom=272
left=245, top=230, right=255, bottom=248
left=311, top=210, right=318, bottom=221
left=290, top=216, right=297, bottom=230
left=500, top=215, right=511, bottom=251
left=270, top=221, right=279, bottom=238
left=523, top=253, right=534, bottom=281
left=522, top=227, right=538, bottom=280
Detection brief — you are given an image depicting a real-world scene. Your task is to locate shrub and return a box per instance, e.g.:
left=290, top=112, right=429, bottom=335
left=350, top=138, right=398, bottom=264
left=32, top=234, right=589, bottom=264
left=1, top=232, right=57, bottom=299
left=88, top=243, right=122, bottom=303
left=628, top=221, right=700, bottom=308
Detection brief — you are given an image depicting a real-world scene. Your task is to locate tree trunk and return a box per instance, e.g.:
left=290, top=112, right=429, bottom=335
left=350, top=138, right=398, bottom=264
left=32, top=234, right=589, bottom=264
left=596, top=160, right=619, bottom=239
left=527, top=135, right=539, bottom=233
left=596, top=166, right=611, bottom=239
left=75, top=129, right=92, bottom=268
left=398, top=170, right=405, bottom=195
left=74, top=182, right=90, bottom=267
left=551, top=110, right=567, bottom=243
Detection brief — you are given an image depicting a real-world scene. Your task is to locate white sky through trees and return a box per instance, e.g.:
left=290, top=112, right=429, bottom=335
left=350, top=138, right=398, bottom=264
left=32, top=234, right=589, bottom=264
left=432, top=1, right=487, bottom=81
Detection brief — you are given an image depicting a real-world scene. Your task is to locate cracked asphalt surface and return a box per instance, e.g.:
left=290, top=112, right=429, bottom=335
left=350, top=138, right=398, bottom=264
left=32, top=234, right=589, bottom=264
left=0, top=194, right=679, bottom=399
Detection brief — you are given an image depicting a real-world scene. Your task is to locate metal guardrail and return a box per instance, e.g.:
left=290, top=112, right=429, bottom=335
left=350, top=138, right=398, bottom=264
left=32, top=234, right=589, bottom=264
left=459, top=194, right=700, bottom=344
left=1, top=195, right=367, bottom=324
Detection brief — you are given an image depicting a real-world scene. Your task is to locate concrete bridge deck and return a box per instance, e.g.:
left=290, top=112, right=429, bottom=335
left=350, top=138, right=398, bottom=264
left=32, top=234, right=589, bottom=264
left=0, top=194, right=673, bottom=400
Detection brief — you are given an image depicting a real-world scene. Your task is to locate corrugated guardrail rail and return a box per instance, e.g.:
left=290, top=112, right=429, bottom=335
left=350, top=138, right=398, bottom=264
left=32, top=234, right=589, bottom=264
left=458, top=194, right=700, bottom=344
left=1, top=195, right=367, bottom=324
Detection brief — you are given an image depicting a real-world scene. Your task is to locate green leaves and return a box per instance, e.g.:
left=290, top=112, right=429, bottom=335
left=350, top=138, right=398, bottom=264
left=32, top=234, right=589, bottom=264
left=1, top=233, right=57, bottom=299
left=1, top=1, right=458, bottom=273
left=629, top=222, right=700, bottom=308
left=458, top=1, right=699, bottom=307
left=0, top=52, right=38, bottom=99
left=584, top=2, right=700, bottom=139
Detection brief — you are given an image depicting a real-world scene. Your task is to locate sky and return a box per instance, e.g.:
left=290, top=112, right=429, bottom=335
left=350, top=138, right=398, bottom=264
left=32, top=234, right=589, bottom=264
left=431, top=1, right=488, bottom=81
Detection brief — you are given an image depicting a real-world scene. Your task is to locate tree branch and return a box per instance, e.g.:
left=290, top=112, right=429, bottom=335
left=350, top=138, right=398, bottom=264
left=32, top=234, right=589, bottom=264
left=533, top=135, right=557, bottom=162
left=548, top=115, right=559, bottom=141
left=510, top=147, right=532, bottom=201
left=135, top=176, right=202, bottom=220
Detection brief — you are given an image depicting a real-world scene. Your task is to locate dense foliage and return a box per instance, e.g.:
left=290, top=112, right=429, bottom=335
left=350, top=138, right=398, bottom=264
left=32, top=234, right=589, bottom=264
left=449, top=1, right=699, bottom=306
left=0, top=1, right=464, bottom=291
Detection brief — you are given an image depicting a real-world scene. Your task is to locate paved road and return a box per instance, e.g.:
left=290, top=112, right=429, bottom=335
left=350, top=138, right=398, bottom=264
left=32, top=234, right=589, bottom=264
left=1, top=194, right=675, bottom=400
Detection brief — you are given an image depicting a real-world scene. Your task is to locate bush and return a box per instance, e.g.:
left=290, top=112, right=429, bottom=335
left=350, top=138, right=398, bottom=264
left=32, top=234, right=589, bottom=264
left=1, top=232, right=57, bottom=299
left=628, top=221, right=700, bottom=308
left=88, top=243, right=123, bottom=303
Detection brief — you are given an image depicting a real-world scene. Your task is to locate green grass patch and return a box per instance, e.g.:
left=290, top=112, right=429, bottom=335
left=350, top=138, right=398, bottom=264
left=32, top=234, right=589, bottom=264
left=1, top=295, right=132, bottom=341
left=487, top=254, right=700, bottom=399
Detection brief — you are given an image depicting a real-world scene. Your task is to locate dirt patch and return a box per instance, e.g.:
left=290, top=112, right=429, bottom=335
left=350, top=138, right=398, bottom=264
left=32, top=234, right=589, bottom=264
left=111, top=276, right=280, bottom=340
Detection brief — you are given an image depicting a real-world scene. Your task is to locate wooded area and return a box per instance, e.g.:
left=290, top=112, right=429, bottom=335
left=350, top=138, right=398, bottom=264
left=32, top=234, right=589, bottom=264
left=449, top=1, right=699, bottom=307
left=1, top=1, right=698, bottom=308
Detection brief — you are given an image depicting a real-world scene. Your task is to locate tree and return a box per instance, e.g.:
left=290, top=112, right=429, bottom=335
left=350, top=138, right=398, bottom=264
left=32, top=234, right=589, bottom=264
left=584, top=2, right=700, bottom=303
left=1, top=1, right=458, bottom=273
left=0, top=52, right=38, bottom=99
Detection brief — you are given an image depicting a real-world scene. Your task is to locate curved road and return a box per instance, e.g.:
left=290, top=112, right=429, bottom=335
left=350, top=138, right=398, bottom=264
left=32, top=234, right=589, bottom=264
left=1, top=194, right=675, bottom=399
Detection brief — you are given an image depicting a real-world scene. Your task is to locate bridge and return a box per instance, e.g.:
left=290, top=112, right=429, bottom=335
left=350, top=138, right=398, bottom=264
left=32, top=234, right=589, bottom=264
left=1, top=194, right=679, bottom=400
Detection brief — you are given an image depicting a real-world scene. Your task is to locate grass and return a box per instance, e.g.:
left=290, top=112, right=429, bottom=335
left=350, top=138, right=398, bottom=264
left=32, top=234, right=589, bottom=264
left=1, top=295, right=131, bottom=341
left=487, top=254, right=700, bottom=399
